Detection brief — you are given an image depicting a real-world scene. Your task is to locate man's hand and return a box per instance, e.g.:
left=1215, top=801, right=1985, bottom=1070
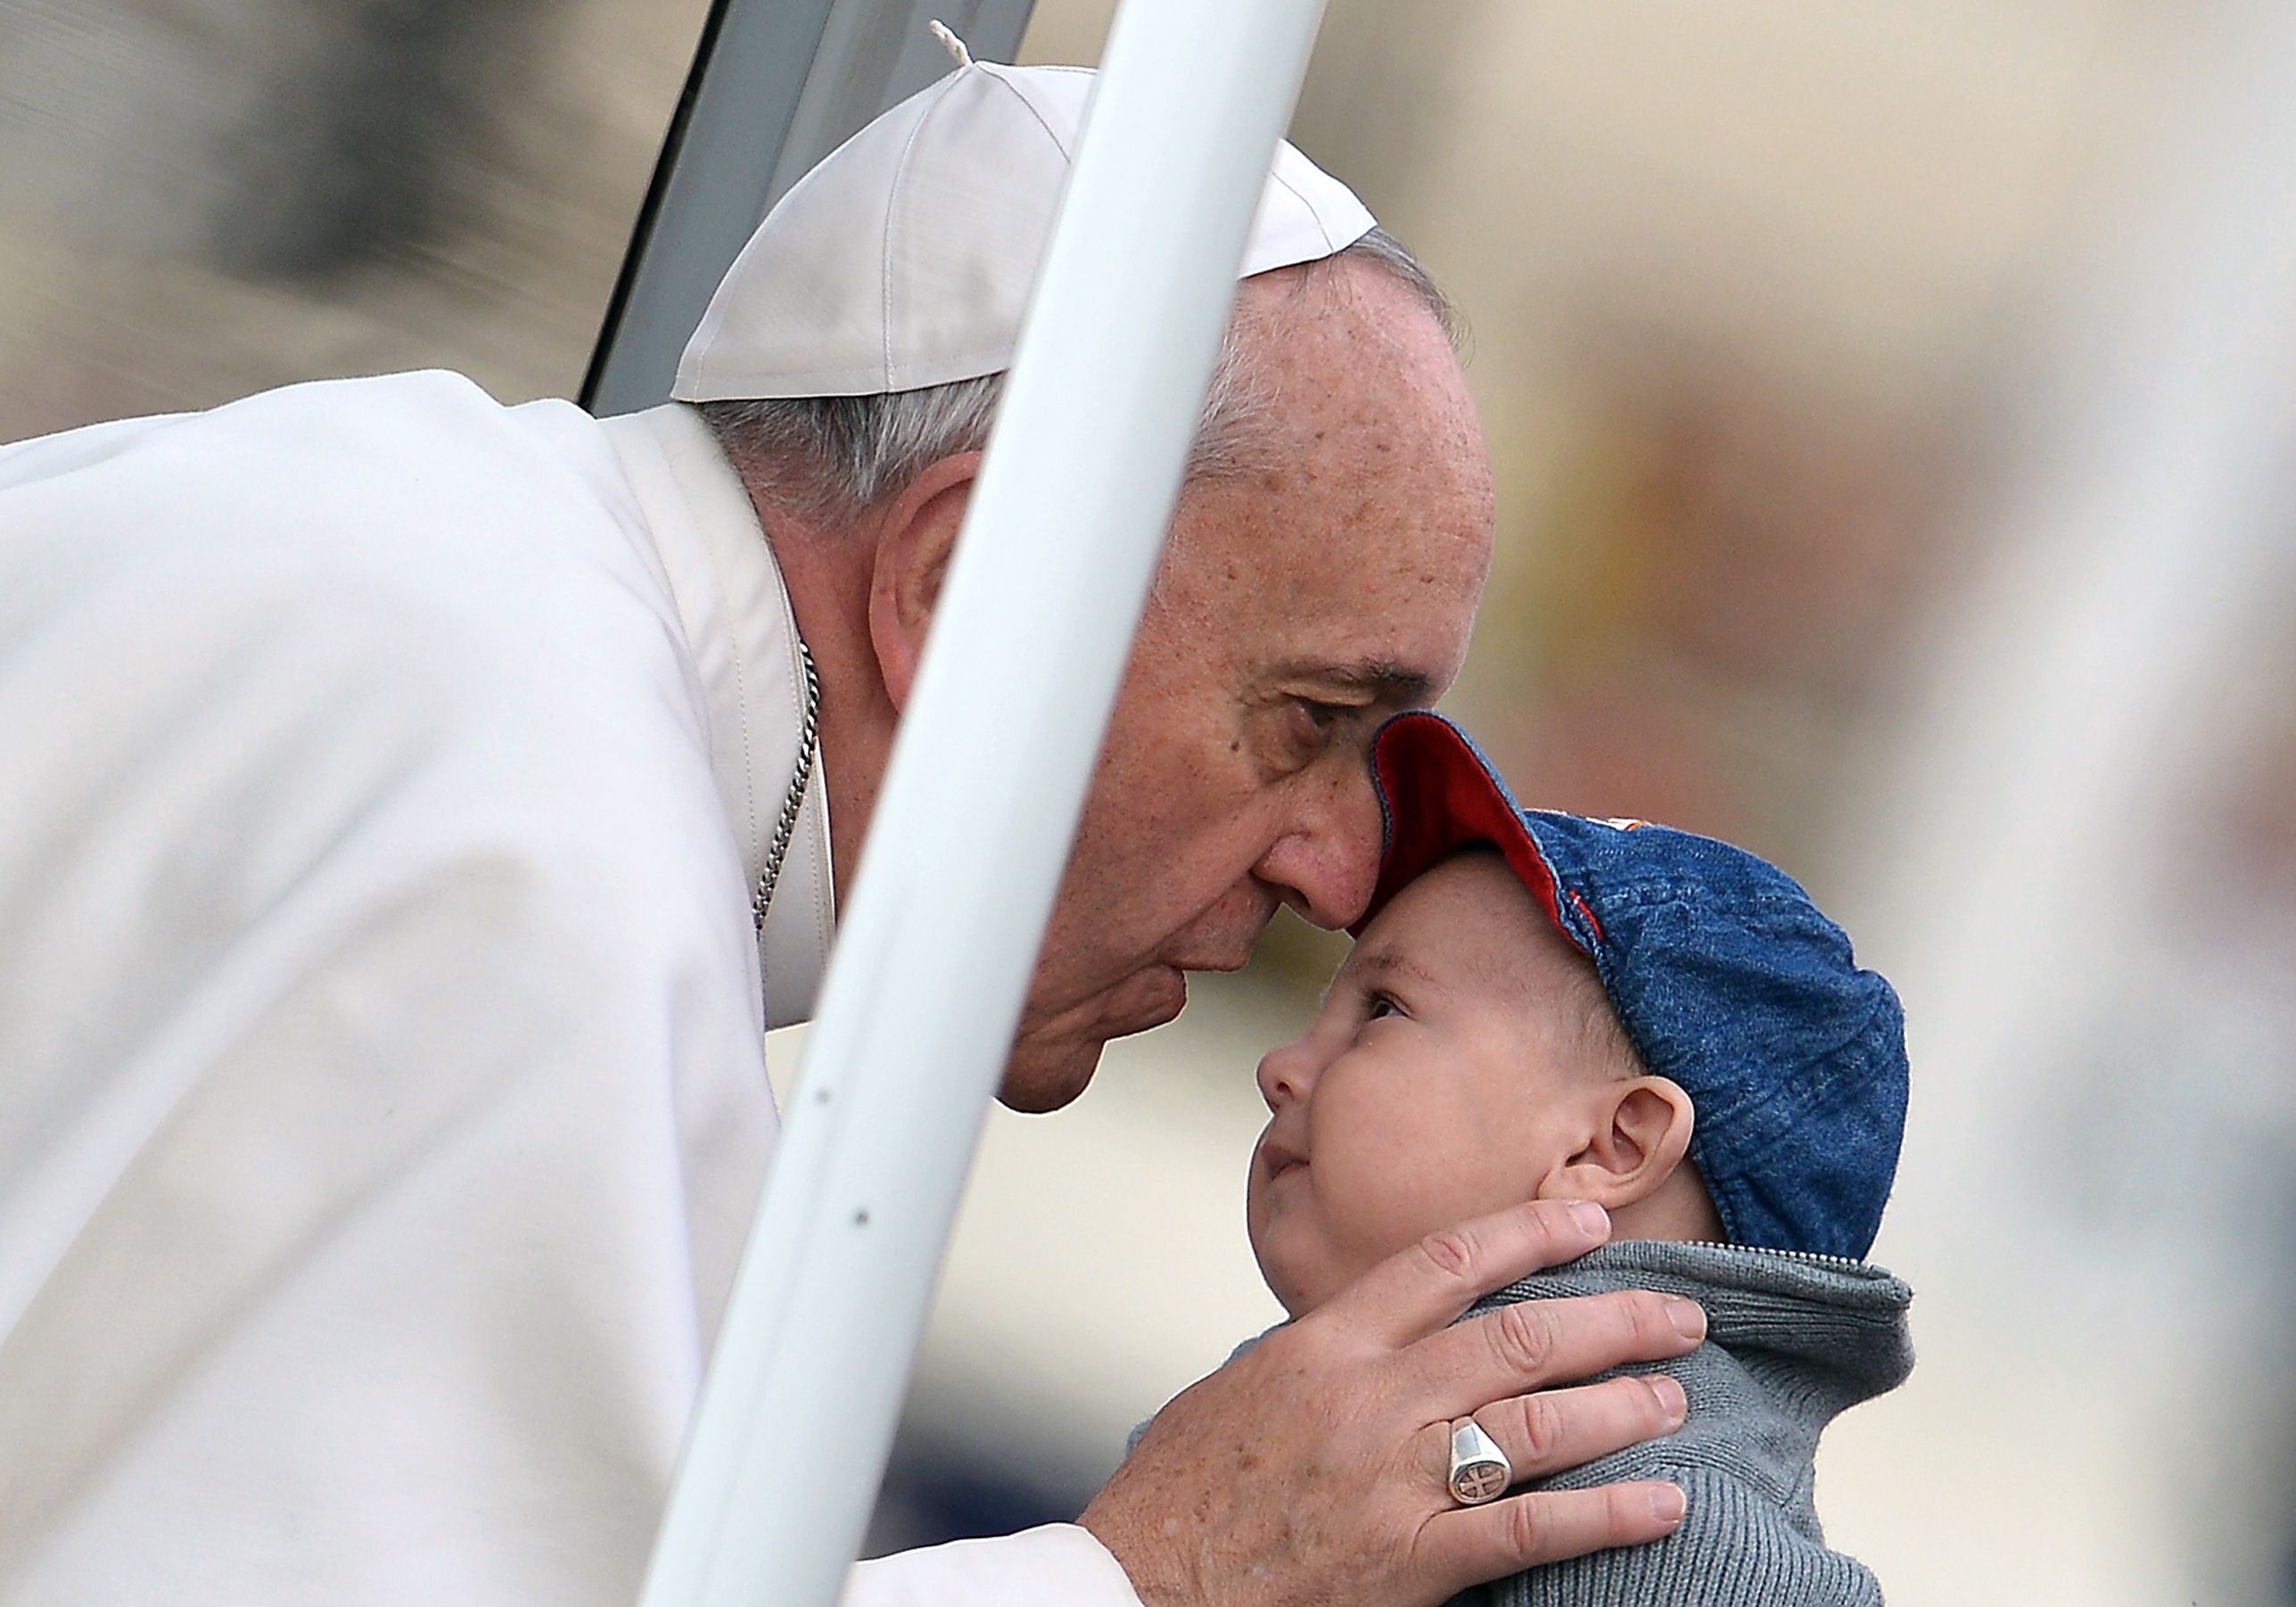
left=1078, top=1200, right=1701, bottom=1607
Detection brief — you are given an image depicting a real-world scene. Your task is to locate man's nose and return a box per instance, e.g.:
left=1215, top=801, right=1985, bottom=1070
left=1254, top=763, right=1384, bottom=929
left=1255, top=1035, right=1316, bottom=1112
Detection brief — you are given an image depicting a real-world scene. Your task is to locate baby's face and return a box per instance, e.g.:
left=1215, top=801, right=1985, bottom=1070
left=1247, top=852, right=1615, bottom=1315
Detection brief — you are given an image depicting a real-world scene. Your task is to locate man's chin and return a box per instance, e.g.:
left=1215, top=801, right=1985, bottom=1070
left=996, top=1038, right=1108, bottom=1113
left=996, top=966, right=1189, bottom=1113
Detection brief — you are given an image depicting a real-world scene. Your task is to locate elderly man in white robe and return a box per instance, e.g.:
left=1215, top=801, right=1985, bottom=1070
left=0, top=53, right=1706, bottom=1607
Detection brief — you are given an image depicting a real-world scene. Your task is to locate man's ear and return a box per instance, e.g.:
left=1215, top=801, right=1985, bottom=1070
left=1543, top=1077, right=1697, bottom=1213
left=866, top=452, right=983, bottom=709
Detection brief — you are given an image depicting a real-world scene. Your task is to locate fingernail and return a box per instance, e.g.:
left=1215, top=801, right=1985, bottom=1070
left=1666, top=1298, right=1707, bottom=1341
left=1650, top=1484, right=1687, bottom=1526
left=1567, top=1200, right=1609, bottom=1235
left=1648, top=1375, right=1688, bottom=1425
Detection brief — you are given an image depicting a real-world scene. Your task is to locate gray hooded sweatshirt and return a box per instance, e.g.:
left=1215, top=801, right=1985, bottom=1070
left=1449, top=1240, right=1914, bottom=1607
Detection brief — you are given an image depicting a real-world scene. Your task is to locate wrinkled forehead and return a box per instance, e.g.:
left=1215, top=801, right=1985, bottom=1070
left=1222, top=257, right=1485, bottom=464
left=1162, top=454, right=1489, bottom=689
left=1150, top=270, right=1494, bottom=703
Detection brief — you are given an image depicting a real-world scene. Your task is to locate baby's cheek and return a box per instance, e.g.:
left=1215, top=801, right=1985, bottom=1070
left=1365, top=1155, right=1527, bottom=1256
left=1318, top=1169, right=1448, bottom=1275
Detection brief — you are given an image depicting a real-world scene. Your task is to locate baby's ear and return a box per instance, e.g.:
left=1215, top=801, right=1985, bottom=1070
left=1546, top=1077, right=1697, bottom=1211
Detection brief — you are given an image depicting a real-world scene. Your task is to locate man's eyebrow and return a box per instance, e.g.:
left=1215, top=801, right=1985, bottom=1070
left=1281, top=659, right=1438, bottom=705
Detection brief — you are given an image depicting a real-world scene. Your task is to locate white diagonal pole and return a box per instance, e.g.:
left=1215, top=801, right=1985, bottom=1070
left=636, top=2, right=1331, bottom=1604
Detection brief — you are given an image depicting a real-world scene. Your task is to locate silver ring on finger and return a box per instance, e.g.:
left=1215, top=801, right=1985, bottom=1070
left=1446, top=1418, right=1512, bottom=1506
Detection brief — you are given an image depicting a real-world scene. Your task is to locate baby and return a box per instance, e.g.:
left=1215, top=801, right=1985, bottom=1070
left=1248, top=712, right=1914, bottom=1605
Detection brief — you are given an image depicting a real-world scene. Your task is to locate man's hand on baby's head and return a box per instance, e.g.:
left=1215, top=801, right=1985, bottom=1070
left=1079, top=1199, right=1704, bottom=1607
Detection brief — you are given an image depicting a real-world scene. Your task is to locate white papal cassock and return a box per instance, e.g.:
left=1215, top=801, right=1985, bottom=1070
left=0, top=371, right=1141, bottom=1605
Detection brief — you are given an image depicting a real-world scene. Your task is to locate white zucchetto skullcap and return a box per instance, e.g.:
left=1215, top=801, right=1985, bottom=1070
left=672, top=53, right=1377, bottom=402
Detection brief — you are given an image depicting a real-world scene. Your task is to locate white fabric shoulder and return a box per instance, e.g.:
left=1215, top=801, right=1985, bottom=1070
left=844, top=1524, right=1144, bottom=1606
left=0, top=372, right=779, bottom=1603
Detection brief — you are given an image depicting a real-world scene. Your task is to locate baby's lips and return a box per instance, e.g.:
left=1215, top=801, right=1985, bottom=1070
left=1257, top=1134, right=1307, bottom=1179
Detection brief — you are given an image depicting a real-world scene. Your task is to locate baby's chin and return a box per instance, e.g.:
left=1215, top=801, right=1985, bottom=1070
left=1269, top=1266, right=1342, bottom=1320
left=1246, top=1219, right=1338, bottom=1318
left=1252, top=1259, right=1314, bottom=1320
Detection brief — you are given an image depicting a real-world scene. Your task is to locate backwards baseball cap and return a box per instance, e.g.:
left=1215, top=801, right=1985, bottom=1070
left=674, top=39, right=1376, bottom=402
left=1358, top=712, right=1907, bottom=1261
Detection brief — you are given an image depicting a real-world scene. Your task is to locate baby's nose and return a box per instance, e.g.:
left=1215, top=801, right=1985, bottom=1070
left=1255, top=1037, right=1313, bottom=1110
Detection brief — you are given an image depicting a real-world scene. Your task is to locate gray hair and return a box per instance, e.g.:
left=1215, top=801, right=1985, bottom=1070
left=695, top=225, right=1455, bottom=526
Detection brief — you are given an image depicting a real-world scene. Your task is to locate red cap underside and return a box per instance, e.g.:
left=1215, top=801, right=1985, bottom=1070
left=1356, top=716, right=1568, bottom=942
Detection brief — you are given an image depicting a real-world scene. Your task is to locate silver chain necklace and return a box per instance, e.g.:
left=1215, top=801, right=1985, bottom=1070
left=753, top=638, right=821, bottom=931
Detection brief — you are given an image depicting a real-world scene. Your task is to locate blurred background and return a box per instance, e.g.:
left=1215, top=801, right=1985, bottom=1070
left=6, top=0, right=2294, bottom=1601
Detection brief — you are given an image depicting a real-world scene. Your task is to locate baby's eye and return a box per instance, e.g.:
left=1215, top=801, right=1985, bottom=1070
left=1365, top=993, right=1403, bottom=1022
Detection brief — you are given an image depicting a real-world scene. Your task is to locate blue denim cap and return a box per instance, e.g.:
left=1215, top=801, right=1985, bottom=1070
left=1356, top=712, right=1907, bottom=1261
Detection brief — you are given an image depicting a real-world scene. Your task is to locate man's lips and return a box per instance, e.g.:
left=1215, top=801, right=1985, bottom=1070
left=1027, top=950, right=1255, bottom=1050
left=1030, top=964, right=1189, bottom=1042
left=1096, top=950, right=1254, bottom=1035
